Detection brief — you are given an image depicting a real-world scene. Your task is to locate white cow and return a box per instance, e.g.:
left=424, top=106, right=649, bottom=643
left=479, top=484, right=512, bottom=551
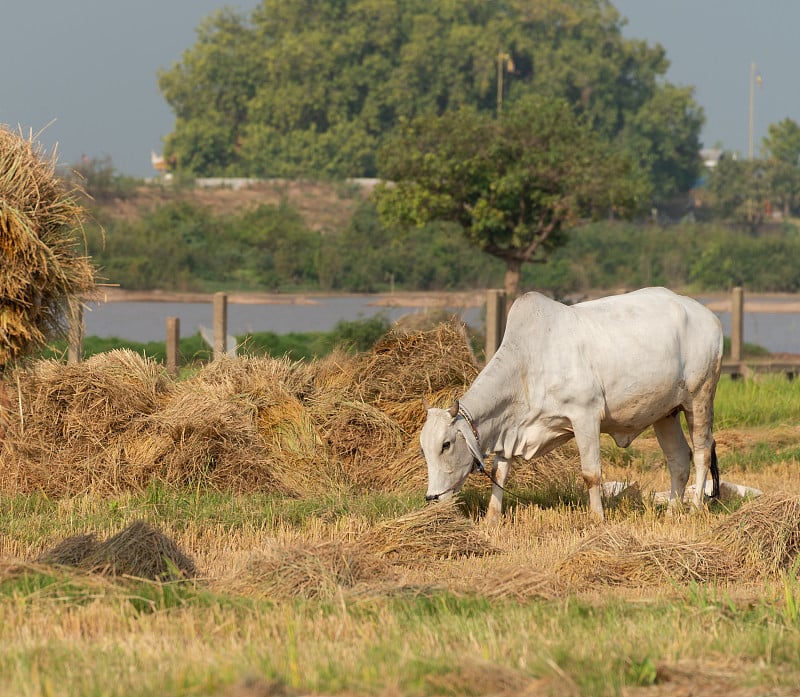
left=420, top=287, right=723, bottom=522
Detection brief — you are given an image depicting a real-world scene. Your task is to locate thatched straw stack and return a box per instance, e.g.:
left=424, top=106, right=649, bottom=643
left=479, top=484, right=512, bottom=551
left=0, top=125, right=97, bottom=369
left=712, top=492, right=800, bottom=577
left=36, top=520, right=197, bottom=581
left=556, top=526, right=738, bottom=586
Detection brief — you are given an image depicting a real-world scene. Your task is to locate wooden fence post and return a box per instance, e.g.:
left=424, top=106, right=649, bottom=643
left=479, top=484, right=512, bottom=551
left=730, top=286, right=744, bottom=363
left=166, top=316, right=180, bottom=376
left=484, top=289, right=507, bottom=362
left=213, top=292, right=228, bottom=360
left=67, top=305, right=84, bottom=364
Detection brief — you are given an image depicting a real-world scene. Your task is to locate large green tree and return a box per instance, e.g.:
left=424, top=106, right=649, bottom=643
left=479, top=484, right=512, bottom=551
left=374, top=98, right=649, bottom=297
left=762, top=118, right=800, bottom=217
left=158, top=0, right=702, bottom=195
left=706, top=158, right=771, bottom=232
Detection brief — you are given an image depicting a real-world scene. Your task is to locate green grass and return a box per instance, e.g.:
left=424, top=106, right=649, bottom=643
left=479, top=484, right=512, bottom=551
left=715, top=374, right=800, bottom=428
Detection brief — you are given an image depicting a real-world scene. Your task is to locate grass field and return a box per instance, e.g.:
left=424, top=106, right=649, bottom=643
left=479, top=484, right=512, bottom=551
left=1, top=365, right=799, bottom=696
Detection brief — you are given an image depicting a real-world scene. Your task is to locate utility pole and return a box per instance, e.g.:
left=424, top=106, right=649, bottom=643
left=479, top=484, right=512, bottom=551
left=748, top=61, right=755, bottom=160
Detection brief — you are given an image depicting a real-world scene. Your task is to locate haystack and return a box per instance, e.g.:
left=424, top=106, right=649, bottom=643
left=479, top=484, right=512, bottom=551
left=294, top=321, right=479, bottom=494
left=0, top=350, right=173, bottom=495
left=712, top=492, right=800, bottom=576
left=0, top=125, right=97, bottom=369
left=556, top=526, right=738, bottom=586
left=37, top=520, right=196, bottom=581
left=148, top=378, right=274, bottom=491
left=358, top=498, right=497, bottom=562
left=349, top=321, right=479, bottom=420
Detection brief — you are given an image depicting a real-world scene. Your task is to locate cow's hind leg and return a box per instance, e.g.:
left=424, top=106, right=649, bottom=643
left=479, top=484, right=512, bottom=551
left=653, top=412, right=691, bottom=509
left=685, top=380, right=719, bottom=508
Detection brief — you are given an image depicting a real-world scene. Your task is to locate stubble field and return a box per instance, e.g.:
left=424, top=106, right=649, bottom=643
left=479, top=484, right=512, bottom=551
left=0, top=322, right=799, bottom=697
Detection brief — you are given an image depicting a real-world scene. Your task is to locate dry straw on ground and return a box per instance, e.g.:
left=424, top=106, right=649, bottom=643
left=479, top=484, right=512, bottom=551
left=230, top=540, right=394, bottom=600
left=0, top=125, right=97, bottom=368
left=358, top=497, right=497, bottom=562
left=556, top=525, right=738, bottom=586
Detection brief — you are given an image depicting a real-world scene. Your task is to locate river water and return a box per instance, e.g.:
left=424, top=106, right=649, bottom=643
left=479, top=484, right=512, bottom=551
left=84, top=295, right=483, bottom=343
left=83, top=294, right=800, bottom=355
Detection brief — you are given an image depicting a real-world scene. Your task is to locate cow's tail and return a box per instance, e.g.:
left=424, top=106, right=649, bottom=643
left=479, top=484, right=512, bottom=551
left=709, top=439, right=720, bottom=499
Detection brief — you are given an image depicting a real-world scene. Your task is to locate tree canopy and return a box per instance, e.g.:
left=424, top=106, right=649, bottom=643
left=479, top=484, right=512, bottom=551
left=158, top=0, right=703, bottom=198
left=374, top=97, right=649, bottom=296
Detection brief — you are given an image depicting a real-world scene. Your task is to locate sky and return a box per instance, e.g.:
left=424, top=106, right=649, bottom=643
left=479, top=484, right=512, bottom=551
left=2, top=1, right=797, bottom=178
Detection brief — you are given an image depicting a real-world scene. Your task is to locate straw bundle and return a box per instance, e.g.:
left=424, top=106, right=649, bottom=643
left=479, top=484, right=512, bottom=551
left=230, top=541, right=393, bottom=600
left=556, top=526, right=737, bottom=586
left=0, top=350, right=172, bottom=495
left=36, top=520, right=196, bottom=581
left=358, top=498, right=497, bottom=562
left=0, top=317, right=484, bottom=498
left=0, top=125, right=97, bottom=368
left=148, top=379, right=273, bottom=491
left=712, top=492, right=800, bottom=577
left=19, top=349, right=170, bottom=433
left=288, top=322, right=478, bottom=494
left=349, top=321, right=479, bottom=419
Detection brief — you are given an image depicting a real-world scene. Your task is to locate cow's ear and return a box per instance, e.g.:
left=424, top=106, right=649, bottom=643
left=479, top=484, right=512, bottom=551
left=422, top=396, right=432, bottom=410
left=448, top=400, right=459, bottom=418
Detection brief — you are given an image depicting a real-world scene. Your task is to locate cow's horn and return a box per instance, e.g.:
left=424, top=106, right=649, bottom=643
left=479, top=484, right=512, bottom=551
left=448, top=400, right=460, bottom=417
left=422, top=396, right=432, bottom=410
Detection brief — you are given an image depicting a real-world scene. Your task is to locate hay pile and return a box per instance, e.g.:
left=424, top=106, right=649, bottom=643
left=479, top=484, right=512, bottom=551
left=294, top=322, right=480, bottom=493
left=358, top=497, right=496, bottom=562
left=36, top=520, right=196, bottom=581
left=0, top=125, right=97, bottom=369
left=556, top=526, right=737, bottom=586
left=713, top=492, right=800, bottom=576
left=0, top=350, right=173, bottom=494
left=0, top=321, right=480, bottom=498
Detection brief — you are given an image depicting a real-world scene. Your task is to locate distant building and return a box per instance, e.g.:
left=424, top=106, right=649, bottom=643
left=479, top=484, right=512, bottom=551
left=700, top=148, right=724, bottom=169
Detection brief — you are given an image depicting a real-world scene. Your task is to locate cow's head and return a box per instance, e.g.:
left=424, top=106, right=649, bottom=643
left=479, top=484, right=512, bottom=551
left=420, top=399, right=482, bottom=502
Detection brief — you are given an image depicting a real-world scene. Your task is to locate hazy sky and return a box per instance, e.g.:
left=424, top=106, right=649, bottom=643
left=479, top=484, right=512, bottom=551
left=2, top=1, right=797, bottom=178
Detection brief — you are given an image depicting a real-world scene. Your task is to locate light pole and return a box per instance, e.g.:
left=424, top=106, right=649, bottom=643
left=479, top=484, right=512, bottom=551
left=748, top=61, right=755, bottom=160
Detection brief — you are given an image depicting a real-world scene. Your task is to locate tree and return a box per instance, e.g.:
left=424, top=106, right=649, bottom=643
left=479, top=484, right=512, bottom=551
left=620, top=84, right=703, bottom=197
left=159, top=0, right=702, bottom=195
left=763, top=118, right=800, bottom=166
left=374, top=98, right=649, bottom=297
left=706, top=157, right=771, bottom=232
left=762, top=118, right=800, bottom=216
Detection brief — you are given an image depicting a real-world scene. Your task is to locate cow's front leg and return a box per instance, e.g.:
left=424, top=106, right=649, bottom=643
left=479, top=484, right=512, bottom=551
left=573, top=421, right=605, bottom=521
left=484, top=455, right=510, bottom=526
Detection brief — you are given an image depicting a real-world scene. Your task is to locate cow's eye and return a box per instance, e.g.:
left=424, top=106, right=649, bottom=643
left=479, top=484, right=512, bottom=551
left=441, top=441, right=451, bottom=453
